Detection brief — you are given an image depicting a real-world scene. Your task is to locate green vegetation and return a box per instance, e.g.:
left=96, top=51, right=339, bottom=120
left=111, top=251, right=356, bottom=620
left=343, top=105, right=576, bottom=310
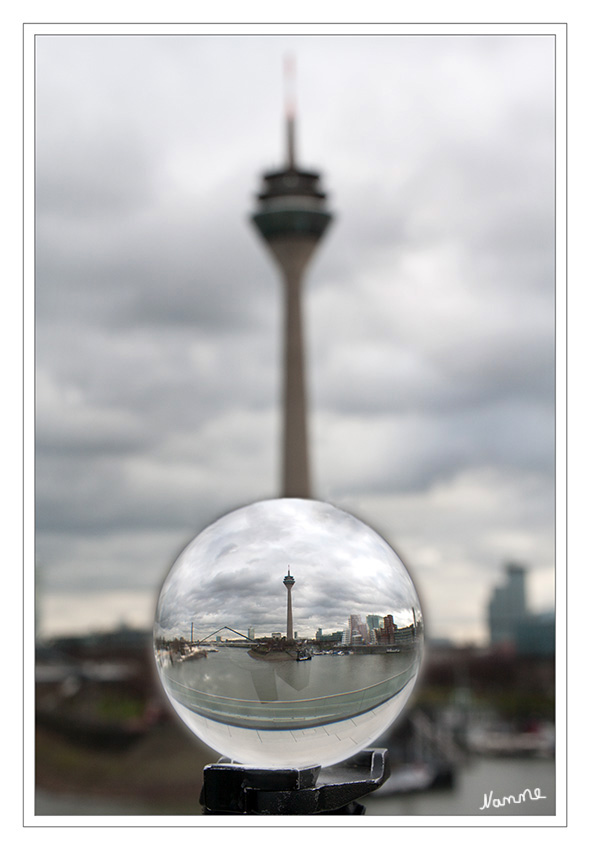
left=97, top=694, right=146, bottom=722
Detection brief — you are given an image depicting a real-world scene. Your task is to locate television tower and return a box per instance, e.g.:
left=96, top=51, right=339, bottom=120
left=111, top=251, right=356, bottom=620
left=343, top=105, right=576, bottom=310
left=251, top=58, right=333, bottom=498
left=283, top=567, right=296, bottom=641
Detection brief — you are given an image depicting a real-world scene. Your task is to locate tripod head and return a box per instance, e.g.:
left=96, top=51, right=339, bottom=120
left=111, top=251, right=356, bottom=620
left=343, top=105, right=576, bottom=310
left=200, top=747, right=389, bottom=815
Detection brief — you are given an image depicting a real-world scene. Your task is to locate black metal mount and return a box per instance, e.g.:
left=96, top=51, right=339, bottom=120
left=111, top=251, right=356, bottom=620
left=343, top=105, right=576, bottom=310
left=200, top=747, right=389, bottom=815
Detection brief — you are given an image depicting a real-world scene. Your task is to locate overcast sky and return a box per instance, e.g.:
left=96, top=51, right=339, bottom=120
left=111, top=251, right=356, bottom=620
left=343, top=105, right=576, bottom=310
left=155, top=498, right=422, bottom=639
left=34, top=32, right=556, bottom=643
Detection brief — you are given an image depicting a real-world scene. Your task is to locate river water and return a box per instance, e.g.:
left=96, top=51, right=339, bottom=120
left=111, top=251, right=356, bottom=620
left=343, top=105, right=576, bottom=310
left=364, top=755, right=556, bottom=816
left=158, top=645, right=421, bottom=768
left=160, top=646, right=419, bottom=726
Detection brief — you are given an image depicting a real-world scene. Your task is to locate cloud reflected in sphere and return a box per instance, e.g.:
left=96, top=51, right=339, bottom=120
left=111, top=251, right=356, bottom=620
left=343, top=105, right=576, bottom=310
left=154, top=498, right=424, bottom=767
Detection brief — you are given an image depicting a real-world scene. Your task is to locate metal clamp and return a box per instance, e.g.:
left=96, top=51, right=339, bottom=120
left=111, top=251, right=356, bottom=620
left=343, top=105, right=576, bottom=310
left=200, top=748, right=390, bottom=815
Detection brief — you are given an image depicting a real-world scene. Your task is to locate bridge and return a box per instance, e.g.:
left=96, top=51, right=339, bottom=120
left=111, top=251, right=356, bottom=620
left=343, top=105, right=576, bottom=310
left=193, top=626, right=260, bottom=647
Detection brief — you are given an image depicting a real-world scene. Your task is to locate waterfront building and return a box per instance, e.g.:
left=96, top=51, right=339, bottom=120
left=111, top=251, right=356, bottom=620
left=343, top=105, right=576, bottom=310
left=367, top=614, right=384, bottom=645
left=315, top=629, right=344, bottom=645
left=395, top=625, right=417, bottom=646
left=377, top=614, right=398, bottom=645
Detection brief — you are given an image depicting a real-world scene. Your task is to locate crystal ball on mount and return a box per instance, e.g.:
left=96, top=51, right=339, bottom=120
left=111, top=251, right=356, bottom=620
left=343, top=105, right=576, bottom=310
left=153, top=498, right=424, bottom=768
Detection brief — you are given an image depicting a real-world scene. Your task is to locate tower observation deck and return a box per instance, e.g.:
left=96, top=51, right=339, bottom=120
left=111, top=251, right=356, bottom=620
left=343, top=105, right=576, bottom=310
left=251, top=60, right=333, bottom=498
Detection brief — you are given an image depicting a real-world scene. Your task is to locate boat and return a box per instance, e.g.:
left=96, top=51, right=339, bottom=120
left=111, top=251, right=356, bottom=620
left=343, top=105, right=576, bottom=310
left=296, top=648, right=312, bottom=662
left=180, top=647, right=207, bottom=661
left=249, top=638, right=312, bottom=662
left=372, top=761, right=455, bottom=796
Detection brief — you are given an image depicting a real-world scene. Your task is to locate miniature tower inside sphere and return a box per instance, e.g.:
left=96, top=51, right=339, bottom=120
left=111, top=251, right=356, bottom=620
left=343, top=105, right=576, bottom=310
left=283, top=567, right=295, bottom=640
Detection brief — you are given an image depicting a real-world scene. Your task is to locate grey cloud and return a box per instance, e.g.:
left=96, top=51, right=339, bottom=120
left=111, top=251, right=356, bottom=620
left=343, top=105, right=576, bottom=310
left=155, top=500, right=420, bottom=637
left=36, top=132, right=156, bottom=220
left=34, top=34, right=556, bottom=643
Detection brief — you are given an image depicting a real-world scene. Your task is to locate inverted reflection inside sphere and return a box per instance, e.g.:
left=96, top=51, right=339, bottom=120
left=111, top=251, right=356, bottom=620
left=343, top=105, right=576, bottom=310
left=153, top=499, right=424, bottom=768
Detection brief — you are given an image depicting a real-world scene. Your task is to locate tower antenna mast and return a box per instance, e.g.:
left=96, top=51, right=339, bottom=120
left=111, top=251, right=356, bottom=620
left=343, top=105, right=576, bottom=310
left=285, top=54, right=296, bottom=169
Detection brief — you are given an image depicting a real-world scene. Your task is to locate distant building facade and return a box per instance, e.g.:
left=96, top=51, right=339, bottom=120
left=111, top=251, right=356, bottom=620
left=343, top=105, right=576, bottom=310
left=366, top=614, right=384, bottom=645
left=488, top=563, right=527, bottom=646
left=488, top=562, right=554, bottom=656
left=315, top=628, right=344, bottom=645
left=375, top=614, right=398, bottom=645
left=515, top=612, right=556, bottom=657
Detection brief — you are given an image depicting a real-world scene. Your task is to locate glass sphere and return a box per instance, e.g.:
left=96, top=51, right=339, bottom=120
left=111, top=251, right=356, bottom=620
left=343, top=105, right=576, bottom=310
left=153, top=498, right=424, bottom=768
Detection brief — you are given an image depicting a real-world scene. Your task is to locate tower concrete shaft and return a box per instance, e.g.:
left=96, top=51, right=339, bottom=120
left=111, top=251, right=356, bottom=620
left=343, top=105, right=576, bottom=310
left=251, top=89, right=333, bottom=498
left=266, top=237, right=319, bottom=497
